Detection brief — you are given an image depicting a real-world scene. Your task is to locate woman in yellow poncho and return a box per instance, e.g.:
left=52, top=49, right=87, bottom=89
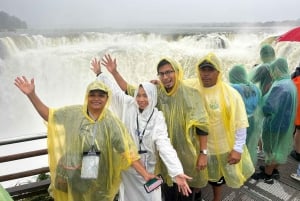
left=185, top=52, right=254, bottom=201
left=14, top=76, right=154, bottom=201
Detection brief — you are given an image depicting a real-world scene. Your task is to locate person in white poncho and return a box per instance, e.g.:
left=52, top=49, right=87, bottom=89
left=91, top=55, right=192, bottom=201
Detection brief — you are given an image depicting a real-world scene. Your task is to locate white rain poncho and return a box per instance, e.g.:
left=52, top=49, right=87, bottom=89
left=97, top=74, right=184, bottom=201
left=185, top=52, right=254, bottom=188
left=47, top=81, right=139, bottom=201
left=262, top=58, right=297, bottom=164
left=127, top=57, right=209, bottom=188
left=229, top=65, right=262, bottom=165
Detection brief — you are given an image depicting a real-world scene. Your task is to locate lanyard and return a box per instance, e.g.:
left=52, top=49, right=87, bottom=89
left=136, top=109, right=154, bottom=154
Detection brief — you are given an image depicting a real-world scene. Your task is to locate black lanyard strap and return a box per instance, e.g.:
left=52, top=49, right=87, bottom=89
left=136, top=109, right=155, bottom=154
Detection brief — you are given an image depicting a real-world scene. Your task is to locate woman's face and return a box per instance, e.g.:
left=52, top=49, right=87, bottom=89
left=136, top=86, right=149, bottom=110
left=87, top=90, right=108, bottom=112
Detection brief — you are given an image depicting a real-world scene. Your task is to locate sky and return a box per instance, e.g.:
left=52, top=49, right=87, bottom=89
left=1, top=0, right=300, bottom=29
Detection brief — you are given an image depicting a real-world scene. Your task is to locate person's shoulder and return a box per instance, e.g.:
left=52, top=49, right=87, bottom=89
left=155, top=109, right=165, bottom=120
left=58, top=105, right=82, bottom=112
left=225, top=83, right=245, bottom=98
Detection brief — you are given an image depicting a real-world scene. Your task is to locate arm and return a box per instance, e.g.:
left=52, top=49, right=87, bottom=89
left=14, top=76, right=49, bottom=121
left=131, top=160, right=156, bottom=182
left=101, top=54, right=128, bottom=91
left=154, top=113, right=192, bottom=196
left=196, top=132, right=208, bottom=170
left=228, top=127, right=246, bottom=165
left=91, top=54, right=128, bottom=92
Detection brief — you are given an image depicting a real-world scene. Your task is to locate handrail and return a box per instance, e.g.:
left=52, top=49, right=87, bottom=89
left=0, top=132, right=47, bottom=145
left=0, top=149, right=48, bottom=163
left=0, top=133, right=50, bottom=200
left=0, top=167, right=50, bottom=182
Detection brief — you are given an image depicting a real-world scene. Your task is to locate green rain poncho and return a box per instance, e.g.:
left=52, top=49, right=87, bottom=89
left=0, top=184, right=13, bottom=201
left=262, top=58, right=297, bottom=164
left=250, top=44, right=276, bottom=96
left=229, top=65, right=262, bottom=165
left=47, top=81, right=139, bottom=201
left=185, top=53, right=254, bottom=188
left=128, top=58, right=209, bottom=188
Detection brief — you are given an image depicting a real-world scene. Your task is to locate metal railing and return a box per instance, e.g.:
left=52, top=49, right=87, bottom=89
left=0, top=133, right=51, bottom=200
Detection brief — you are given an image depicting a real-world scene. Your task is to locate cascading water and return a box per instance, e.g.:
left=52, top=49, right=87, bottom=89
left=1, top=27, right=300, bottom=187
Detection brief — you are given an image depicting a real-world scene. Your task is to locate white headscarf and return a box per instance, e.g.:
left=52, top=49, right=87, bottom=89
left=133, top=82, right=157, bottom=118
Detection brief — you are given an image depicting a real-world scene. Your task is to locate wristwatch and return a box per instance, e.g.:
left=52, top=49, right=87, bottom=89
left=200, top=149, right=208, bottom=155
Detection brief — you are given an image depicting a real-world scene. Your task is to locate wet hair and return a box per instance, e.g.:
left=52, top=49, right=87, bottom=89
left=157, top=59, right=171, bottom=73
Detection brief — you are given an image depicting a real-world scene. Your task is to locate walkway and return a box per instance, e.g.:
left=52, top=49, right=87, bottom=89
left=201, top=155, right=300, bottom=201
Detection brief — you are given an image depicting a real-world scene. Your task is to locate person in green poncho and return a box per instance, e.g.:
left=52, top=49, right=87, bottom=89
left=95, top=54, right=209, bottom=201
left=0, top=184, right=13, bottom=201
left=228, top=65, right=262, bottom=166
left=14, top=76, right=155, bottom=201
left=250, top=44, right=276, bottom=163
left=252, top=58, right=297, bottom=184
left=250, top=44, right=276, bottom=96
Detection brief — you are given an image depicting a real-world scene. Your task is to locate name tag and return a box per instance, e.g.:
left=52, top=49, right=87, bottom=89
left=81, top=151, right=100, bottom=179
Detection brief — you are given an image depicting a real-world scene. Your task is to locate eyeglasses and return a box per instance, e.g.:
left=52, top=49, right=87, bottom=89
left=157, top=70, right=175, bottom=77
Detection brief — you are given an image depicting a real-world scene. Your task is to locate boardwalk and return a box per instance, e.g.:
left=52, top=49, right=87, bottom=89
left=201, top=155, right=300, bottom=201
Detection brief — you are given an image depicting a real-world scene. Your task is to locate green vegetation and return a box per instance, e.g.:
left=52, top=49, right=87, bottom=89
left=20, top=173, right=53, bottom=201
left=0, top=11, right=27, bottom=31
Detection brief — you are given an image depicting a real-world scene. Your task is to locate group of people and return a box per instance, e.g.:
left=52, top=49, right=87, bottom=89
left=13, top=44, right=299, bottom=201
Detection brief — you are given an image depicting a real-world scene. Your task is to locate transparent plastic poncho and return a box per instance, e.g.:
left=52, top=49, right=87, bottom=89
left=262, top=58, right=297, bottom=164
left=127, top=57, right=209, bottom=188
left=185, top=52, right=254, bottom=188
left=229, top=65, right=262, bottom=165
left=250, top=44, right=276, bottom=96
left=47, top=81, right=139, bottom=201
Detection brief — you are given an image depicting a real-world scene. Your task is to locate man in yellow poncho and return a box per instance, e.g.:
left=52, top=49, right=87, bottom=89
left=185, top=52, right=254, bottom=201
left=14, top=76, right=155, bottom=201
left=97, top=54, right=209, bottom=201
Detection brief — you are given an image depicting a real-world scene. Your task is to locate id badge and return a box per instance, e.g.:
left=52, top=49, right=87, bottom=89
left=81, top=151, right=100, bottom=179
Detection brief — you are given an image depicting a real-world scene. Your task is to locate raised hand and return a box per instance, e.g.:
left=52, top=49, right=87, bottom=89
left=101, top=54, right=117, bottom=74
left=14, top=76, right=49, bottom=121
left=90, top=58, right=101, bottom=75
left=14, top=76, right=35, bottom=96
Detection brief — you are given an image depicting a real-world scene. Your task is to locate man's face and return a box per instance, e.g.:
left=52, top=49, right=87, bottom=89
left=157, top=64, right=176, bottom=92
left=199, top=67, right=219, bottom=87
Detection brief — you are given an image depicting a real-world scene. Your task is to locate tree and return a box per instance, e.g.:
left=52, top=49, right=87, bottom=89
left=0, top=11, right=27, bottom=31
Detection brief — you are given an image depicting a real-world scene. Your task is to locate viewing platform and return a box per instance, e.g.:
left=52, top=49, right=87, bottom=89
left=201, top=155, right=300, bottom=201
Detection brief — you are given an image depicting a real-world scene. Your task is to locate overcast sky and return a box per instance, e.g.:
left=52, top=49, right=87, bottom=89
left=1, top=0, right=300, bottom=29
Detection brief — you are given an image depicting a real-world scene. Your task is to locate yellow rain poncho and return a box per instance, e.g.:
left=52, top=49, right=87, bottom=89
left=128, top=58, right=209, bottom=188
left=185, top=53, right=254, bottom=188
left=47, top=81, right=139, bottom=201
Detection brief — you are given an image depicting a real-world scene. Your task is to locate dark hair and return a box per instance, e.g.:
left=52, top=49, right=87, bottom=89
left=157, top=59, right=171, bottom=73
left=291, top=66, right=300, bottom=79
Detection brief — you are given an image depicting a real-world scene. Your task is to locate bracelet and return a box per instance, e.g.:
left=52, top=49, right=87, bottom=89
left=96, top=72, right=102, bottom=77
left=199, top=149, right=208, bottom=155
